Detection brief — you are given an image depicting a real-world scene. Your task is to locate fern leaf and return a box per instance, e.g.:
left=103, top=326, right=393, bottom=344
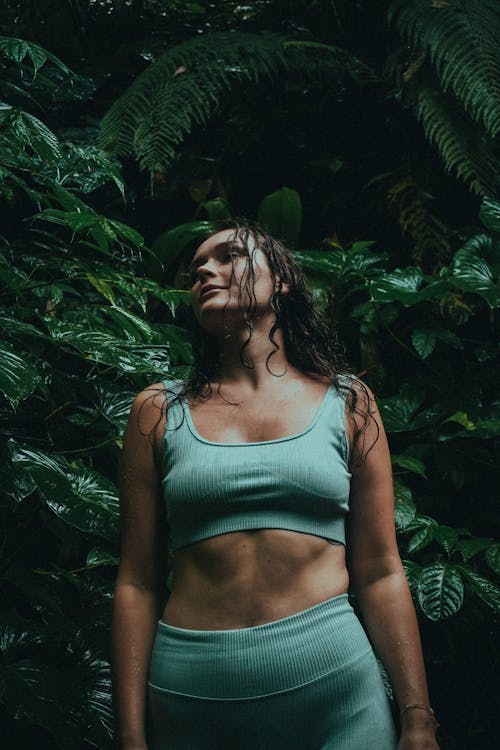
left=98, top=32, right=289, bottom=170
left=389, top=0, right=500, bottom=137
left=416, top=80, right=499, bottom=197
left=98, top=31, right=375, bottom=173
left=387, top=175, right=451, bottom=265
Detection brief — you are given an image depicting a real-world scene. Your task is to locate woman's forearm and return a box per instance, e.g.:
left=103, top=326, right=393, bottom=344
left=354, top=563, right=437, bottom=733
left=111, top=583, right=163, bottom=748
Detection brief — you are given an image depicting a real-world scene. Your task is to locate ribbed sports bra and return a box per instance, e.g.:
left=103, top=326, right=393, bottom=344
left=160, top=378, right=353, bottom=553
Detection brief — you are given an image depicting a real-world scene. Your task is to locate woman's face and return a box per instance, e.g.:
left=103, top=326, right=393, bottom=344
left=189, top=229, right=276, bottom=333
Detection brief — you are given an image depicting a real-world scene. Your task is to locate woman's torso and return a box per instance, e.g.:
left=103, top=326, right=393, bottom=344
left=155, top=373, right=353, bottom=630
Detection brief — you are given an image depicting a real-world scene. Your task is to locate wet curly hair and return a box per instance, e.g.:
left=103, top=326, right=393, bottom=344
left=155, top=216, right=378, bottom=463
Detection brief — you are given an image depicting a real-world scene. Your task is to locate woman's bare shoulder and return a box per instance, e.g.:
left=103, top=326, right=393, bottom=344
left=128, top=382, right=168, bottom=435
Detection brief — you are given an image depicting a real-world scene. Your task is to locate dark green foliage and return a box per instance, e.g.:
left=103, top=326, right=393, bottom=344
left=98, top=31, right=290, bottom=169
left=1, top=4, right=499, bottom=748
left=0, top=37, right=190, bottom=748
left=389, top=0, right=500, bottom=196
left=98, top=30, right=374, bottom=173
left=389, top=0, right=500, bottom=137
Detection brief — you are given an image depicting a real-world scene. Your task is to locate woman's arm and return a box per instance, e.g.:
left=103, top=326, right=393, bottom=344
left=346, top=383, right=439, bottom=750
left=111, top=386, right=168, bottom=750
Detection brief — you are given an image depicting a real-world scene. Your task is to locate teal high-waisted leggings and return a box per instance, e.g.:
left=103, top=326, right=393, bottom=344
left=146, top=594, right=397, bottom=750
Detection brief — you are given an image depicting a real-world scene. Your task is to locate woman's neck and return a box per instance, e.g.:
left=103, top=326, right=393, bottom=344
left=215, top=324, right=291, bottom=389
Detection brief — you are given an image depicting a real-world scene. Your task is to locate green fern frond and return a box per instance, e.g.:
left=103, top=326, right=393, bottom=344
left=98, top=32, right=288, bottom=171
left=416, top=81, right=499, bottom=197
left=98, top=31, right=374, bottom=173
left=389, top=0, right=500, bottom=137
left=387, top=175, right=451, bottom=266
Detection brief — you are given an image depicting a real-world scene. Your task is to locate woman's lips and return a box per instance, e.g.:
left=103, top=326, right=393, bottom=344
left=200, top=286, right=225, bottom=300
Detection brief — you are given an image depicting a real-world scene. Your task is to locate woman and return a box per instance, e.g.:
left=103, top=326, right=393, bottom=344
left=111, top=219, right=440, bottom=750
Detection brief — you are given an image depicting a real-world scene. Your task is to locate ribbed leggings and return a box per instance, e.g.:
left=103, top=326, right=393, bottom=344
left=146, top=594, right=397, bottom=749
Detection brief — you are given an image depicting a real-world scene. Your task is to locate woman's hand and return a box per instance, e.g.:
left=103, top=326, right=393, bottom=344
left=398, top=717, right=440, bottom=749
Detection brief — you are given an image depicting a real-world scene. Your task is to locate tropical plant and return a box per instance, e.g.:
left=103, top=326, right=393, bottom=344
left=98, top=30, right=375, bottom=174
left=1, top=0, right=499, bottom=745
left=388, top=0, right=500, bottom=196
left=0, top=37, right=190, bottom=748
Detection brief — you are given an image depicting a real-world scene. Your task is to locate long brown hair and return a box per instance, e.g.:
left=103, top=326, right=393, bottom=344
left=155, top=216, right=378, bottom=463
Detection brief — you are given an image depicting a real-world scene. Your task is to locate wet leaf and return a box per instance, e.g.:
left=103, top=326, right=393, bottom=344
left=418, top=563, right=464, bottom=620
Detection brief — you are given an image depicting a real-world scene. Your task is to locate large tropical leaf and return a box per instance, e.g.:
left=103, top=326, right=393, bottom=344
left=417, top=562, right=464, bottom=620
left=150, top=220, right=216, bottom=279
left=46, top=321, right=171, bottom=374
left=378, top=386, right=426, bottom=432
left=393, top=478, right=416, bottom=530
left=451, top=234, right=500, bottom=306
left=0, top=36, right=70, bottom=76
left=0, top=345, right=40, bottom=407
left=479, top=197, right=500, bottom=233
left=257, top=186, right=302, bottom=248
left=485, top=543, right=500, bottom=575
left=406, top=516, right=438, bottom=554
left=9, top=443, right=119, bottom=540
left=369, top=267, right=424, bottom=305
left=458, top=566, right=500, bottom=611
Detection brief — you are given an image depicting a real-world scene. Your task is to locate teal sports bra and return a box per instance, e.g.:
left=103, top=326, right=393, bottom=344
left=161, top=378, right=353, bottom=553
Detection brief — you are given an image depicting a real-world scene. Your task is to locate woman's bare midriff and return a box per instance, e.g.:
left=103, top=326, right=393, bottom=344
left=161, top=528, right=350, bottom=630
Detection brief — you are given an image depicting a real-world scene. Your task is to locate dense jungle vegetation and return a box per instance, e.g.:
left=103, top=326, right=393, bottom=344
left=0, top=1, right=499, bottom=748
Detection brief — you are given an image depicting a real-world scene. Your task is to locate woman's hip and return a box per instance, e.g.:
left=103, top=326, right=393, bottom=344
left=148, top=593, right=379, bottom=699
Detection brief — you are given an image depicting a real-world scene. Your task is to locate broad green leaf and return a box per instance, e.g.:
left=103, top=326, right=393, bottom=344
left=393, top=478, right=416, bottom=530
left=417, top=563, right=464, bottom=620
left=293, top=249, right=344, bottom=274
left=108, top=220, right=144, bottom=248
left=294, top=244, right=384, bottom=280
left=47, top=322, right=171, bottom=374
left=412, top=328, right=436, bottom=359
left=145, top=286, right=190, bottom=316
left=479, top=197, right=500, bottom=233
left=86, top=548, right=119, bottom=568
left=9, top=444, right=119, bottom=540
left=456, top=537, right=493, bottom=562
left=378, top=387, right=426, bottom=432
left=87, top=274, right=116, bottom=304
left=257, top=186, right=302, bottom=248
left=485, top=543, right=500, bottom=575
left=91, top=385, right=135, bottom=431
left=433, top=526, right=460, bottom=555
left=451, top=237, right=500, bottom=307
left=0, top=36, right=70, bottom=75
left=392, top=454, right=426, bottom=476
left=435, top=329, right=464, bottom=350
left=0, top=346, right=40, bottom=407
left=369, top=267, right=424, bottom=305
left=473, top=418, right=500, bottom=437
left=105, top=307, right=158, bottom=343
left=202, top=198, right=231, bottom=221
left=406, top=516, right=438, bottom=554
left=150, top=221, right=216, bottom=279
left=0, top=316, right=46, bottom=338
left=402, top=559, right=422, bottom=598
left=327, top=158, right=343, bottom=174
left=0, top=38, right=28, bottom=63
left=459, top=566, right=500, bottom=611
left=443, top=411, right=475, bottom=430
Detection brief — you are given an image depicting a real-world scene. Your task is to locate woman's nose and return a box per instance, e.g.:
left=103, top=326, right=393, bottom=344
left=197, top=261, right=217, bottom=279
